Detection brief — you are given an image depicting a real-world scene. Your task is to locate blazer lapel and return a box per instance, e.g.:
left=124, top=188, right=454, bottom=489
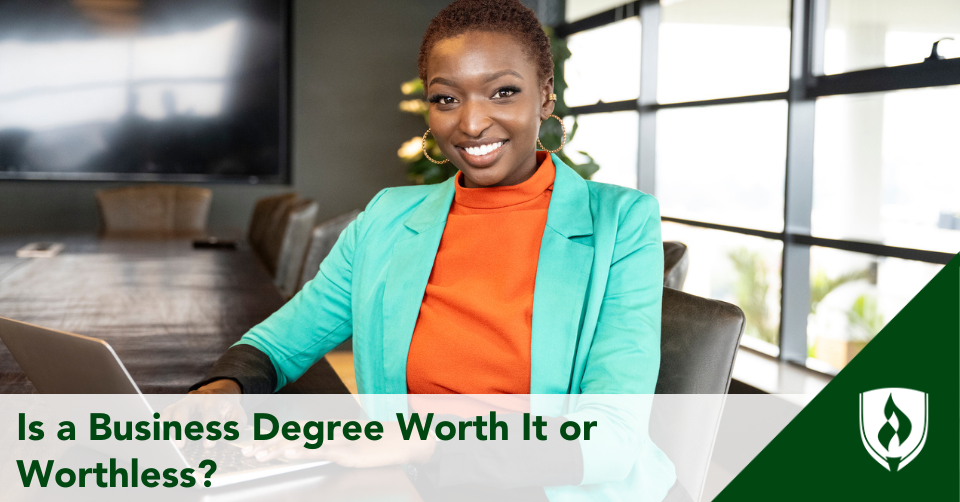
left=530, top=155, right=595, bottom=394
left=381, top=179, right=456, bottom=394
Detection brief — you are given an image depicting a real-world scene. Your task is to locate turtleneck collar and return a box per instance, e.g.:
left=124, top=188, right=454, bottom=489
left=453, top=152, right=556, bottom=210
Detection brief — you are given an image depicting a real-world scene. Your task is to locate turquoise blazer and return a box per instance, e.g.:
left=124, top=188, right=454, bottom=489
left=236, top=154, right=664, bottom=397
left=235, top=154, right=675, bottom=497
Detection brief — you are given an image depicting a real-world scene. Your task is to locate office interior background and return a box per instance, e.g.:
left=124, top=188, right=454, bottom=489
left=0, top=0, right=957, bottom=393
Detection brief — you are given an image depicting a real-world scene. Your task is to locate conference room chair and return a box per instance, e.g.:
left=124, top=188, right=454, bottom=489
left=247, top=192, right=297, bottom=256
left=252, top=195, right=299, bottom=274
left=652, top=287, right=746, bottom=502
left=96, top=185, right=212, bottom=235
left=663, top=241, right=690, bottom=290
left=273, top=199, right=319, bottom=299
left=656, top=287, right=744, bottom=394
left=296, top=210, right=361, bottom=293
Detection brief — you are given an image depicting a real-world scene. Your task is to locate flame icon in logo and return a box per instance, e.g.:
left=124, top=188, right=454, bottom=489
left=878, top=395, right=911, bottom=451
left=860, top=388, right=928, bottom=472
left=877, top=394, right=912, bottom=471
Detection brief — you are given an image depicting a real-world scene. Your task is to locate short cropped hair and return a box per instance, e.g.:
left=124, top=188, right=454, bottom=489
left=418, top=0, right=554, bottom=85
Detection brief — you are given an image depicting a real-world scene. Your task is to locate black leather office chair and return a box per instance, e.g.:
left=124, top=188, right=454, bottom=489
left=275, top=199, right=319, bottom=299
left=656, top=287, right=745, bottom=394
left=248, top=192, right=297, bottom=260
left=653, top=287, right=746, bottom=502
left=296, top=210, right=361, bottom=293
left=663, top=241, right=690, bottom=291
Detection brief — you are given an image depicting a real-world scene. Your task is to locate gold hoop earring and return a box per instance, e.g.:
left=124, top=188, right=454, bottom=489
left=422, top=128, right=449, bottom=164
left=536, top=114, right=566, bottom=154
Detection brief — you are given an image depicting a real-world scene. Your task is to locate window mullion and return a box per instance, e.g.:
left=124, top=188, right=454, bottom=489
left=636, top=0, right=659, bottom=194
left=780, top=0, right=821, bottom=365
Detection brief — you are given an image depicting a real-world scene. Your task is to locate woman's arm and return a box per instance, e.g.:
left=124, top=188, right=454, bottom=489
left=189, top=344, right=276, bottom=393
left=566, top=192, right=669, bottom=486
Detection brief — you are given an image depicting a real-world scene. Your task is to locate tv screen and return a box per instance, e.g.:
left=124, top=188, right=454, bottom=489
left=0, top=0, right=288, bottom=183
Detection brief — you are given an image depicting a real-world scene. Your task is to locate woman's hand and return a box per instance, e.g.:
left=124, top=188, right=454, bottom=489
left=190, top=379, right=241, bottom=395
left=160, top=379, right=246, bottom=449
left=243, top=421, right=436, bottom=468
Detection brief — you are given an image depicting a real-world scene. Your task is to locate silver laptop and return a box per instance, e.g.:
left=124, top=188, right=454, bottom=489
left=0, top=316, right=329, bottom=487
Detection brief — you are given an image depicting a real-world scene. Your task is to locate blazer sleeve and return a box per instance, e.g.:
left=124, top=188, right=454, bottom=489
left=567, top=193, right=671, bottom=487
left=231, top=189, right=390, bottom=391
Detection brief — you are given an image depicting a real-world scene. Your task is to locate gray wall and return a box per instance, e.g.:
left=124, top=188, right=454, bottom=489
left=0, top=0, right=450, bottom=235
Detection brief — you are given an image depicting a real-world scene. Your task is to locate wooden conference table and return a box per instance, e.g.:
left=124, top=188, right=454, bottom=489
left=0, top=235, right=425, bottom=501
left=0, top=234, right=348, bottom=394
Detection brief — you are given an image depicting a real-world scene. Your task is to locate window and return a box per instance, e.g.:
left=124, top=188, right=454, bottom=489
left=662, top=222, right=783, bottom=352
left=558, top=0, right=957, bottom=379
left=564, top=112, right=639, bottom=188
left=823, top=0, right=960, bottom=75
left=564, top=19, right=641, bottom=107
left=656, top=100, right=787, bottom=231
left=808, top=247, right=943, bottom=371
left=658, top=0, right=791, bottom=103
left=812, top=86, right=960, bottom=253
left=565, top=0, right=631, bottom=23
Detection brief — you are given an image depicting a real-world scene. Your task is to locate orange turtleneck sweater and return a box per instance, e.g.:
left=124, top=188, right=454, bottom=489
left=406, top=153, right=556, bottom=394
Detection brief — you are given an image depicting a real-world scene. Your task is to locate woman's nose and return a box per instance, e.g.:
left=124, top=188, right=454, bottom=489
left=457, top=100, right=492, bottom=137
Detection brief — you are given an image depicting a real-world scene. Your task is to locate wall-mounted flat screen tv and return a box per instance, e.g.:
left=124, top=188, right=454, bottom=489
left=0, top=0, right=288, bottom=183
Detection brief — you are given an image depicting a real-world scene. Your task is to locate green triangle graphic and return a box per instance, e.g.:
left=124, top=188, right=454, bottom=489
left=714, top=254, right=959, bottom=501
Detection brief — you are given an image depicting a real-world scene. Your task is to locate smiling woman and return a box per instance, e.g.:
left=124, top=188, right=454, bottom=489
left=178, top=0, right=671, bottom=497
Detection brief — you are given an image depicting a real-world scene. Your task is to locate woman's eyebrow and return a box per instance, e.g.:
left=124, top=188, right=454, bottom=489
left=483, top=69, right=523, bottom=82
left=429, top=76, right=458, bottom=88
left=428, top=70, right=524, bottom=89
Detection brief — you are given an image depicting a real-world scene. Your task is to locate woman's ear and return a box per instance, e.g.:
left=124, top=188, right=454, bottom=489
left=541, top=77, right=555, bottom=119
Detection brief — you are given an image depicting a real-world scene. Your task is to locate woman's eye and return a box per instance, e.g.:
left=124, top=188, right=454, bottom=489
left=429, top=95, right=457, bottom=105
left=492, top=88, right=517, bottom=99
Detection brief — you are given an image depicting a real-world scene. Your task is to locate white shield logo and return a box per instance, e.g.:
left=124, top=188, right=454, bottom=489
left=859, top=388, right=928, bottom=472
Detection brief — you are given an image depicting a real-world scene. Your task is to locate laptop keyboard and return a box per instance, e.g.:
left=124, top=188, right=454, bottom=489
left=181, top=441, right=289, bottom=473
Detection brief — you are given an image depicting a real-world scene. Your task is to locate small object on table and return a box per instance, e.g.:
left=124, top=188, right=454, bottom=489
left=193, top=237, right=238, bottom=250
left=16, top=242, right=64, bottom=258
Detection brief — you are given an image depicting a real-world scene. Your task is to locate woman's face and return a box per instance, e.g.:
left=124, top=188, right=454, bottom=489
left=425, top=31, right=554, bottom=188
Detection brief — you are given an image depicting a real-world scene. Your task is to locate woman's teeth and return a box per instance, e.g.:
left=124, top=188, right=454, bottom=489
left=464, top=142, right=504, bottom=156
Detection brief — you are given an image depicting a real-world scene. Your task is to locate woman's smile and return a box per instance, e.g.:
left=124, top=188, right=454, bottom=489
left=458, top=139, right=508, bottom=168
